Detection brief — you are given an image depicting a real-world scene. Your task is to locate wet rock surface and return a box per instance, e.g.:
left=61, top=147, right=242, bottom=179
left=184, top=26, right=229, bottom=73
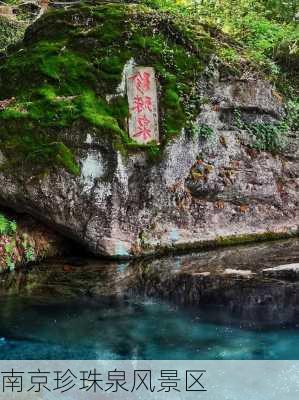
left=2, top=238, right=299, bottom=327
left=263, top=263, right=299, bottom=281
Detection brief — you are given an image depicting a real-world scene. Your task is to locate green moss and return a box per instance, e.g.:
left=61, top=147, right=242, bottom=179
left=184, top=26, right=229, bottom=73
left=0, top=133, right=80, bottom=175
left=80, top=91, right=124, bottom=134
left=215, top=231, right=297, bottom=247
left=0, top=3, right=215, bottom=173
left=164, top=88, right=180, bottom=108
left=137, top=226, right=299, bottom=258
left=0, top=16, right=26, bottom=52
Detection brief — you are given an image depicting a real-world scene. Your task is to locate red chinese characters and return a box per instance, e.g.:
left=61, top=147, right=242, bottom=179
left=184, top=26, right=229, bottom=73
left=127, top=67, right=159, bottom=144
left=133, top=96, right=153, bottom=113
left=133, top=115, right=151, bottom=141
left=129, top=71, right=151, bottom=94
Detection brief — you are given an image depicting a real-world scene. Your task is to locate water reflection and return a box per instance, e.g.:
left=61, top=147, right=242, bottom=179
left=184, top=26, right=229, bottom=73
left=0, top=238, right=298, bottom=359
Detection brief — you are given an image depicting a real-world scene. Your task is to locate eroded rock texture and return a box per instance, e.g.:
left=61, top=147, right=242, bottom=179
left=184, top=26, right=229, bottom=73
left=0, top=77, right=298, bottom=258
left=0, top=4, right=297, bottom=258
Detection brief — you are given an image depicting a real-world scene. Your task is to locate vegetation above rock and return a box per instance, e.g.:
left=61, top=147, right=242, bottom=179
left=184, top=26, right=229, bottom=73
left=0, top=0, right=297, bottom=175
left=0, top=2, right=216, bottom=173
left=146, top=0, right=299, bottom=96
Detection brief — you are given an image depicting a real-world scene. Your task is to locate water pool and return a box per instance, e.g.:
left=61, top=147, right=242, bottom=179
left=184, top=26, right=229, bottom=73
left=0, top=238, right=299, bottom=360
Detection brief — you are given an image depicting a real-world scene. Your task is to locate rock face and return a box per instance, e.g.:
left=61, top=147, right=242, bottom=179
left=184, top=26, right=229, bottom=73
left=0, top=86, right=297, bottom=258
left=0, top=3, right=298, bottom=258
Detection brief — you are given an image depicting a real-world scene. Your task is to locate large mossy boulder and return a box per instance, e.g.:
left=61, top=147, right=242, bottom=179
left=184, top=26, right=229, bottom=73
left=0, top=2, right=298, bottom=258
left=0, top=2, right=214, bottom=172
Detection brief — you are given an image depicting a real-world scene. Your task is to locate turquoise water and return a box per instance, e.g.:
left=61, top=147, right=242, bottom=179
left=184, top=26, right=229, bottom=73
left=0, top=296, right=299, bottom=360
left=0, top=238, right=299, bottom=360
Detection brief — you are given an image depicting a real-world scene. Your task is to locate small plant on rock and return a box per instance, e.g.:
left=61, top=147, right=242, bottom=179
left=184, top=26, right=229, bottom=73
left=0, top=214, right=17, bottom=236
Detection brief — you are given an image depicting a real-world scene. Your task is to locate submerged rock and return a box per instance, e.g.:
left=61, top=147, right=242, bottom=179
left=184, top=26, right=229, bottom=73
left=2, top=238, right=299, bottom=327
left=263, top=263, right=299, bottom=281
left=0, top=3, right=297, bottom=258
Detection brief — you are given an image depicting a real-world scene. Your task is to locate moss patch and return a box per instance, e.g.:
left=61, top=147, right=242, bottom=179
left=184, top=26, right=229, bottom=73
left=0, top=16, right=26, bottom=52
left=140, top=230, right=299, bottom=258
left=0, top=3, right=215, bottom=174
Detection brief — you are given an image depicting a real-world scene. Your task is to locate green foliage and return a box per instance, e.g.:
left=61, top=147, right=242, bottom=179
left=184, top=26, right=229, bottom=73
left=25, top=247, right=35, bottom=262
left=190, top=123, right=214, bottom=139
left=262, top=0, right=298, bottom=22
left=21, top=233, right=35, bottom=262
left=0, top=214, right=17, bottom=236
left=0, top=16, right=25, bottom=51
left=198, top=124, right=214, bottom=138
left=234, top=110, right=287, bottom=152
left=4, top=238, right=18, bottom=270
left=0, top=210, right=17, bottom=269
left=0, top=2, right=215, bottom=168
left=145, top=0, right=298, bottom=95
left=248, top=123, right=286, bottom=152
left=0, top=0, right=297, bottom=173
left=5, top=255, right=15, bottom=270
left=284, top=99, right=299, bottom=132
